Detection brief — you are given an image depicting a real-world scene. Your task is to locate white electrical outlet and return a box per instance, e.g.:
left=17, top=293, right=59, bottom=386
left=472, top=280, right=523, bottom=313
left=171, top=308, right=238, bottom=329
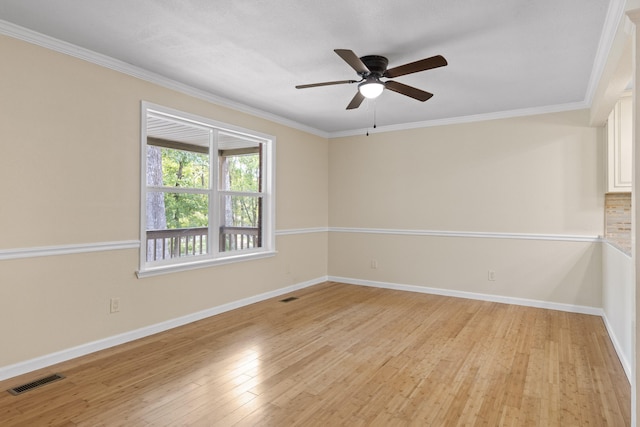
left=488, top=270, right=496, bottom=281
left=110, top=297, right=120, bottom=313
left=371, top=259, right=378, bottom=269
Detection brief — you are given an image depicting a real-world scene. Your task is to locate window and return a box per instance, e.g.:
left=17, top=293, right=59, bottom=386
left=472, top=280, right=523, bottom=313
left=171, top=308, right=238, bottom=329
left=138, top=102, right=275, bottom=277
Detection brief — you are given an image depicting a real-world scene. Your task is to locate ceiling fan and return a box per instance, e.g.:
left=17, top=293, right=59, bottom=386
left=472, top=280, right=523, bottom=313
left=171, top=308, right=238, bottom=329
left=296, top=49, right=447, bottom=110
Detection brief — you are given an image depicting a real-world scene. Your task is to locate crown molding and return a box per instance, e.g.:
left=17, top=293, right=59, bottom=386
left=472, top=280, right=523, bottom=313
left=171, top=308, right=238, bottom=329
left=0, top=0, right=624, bottom=140
left=328, top=101, right=589, bottom=138
left=0, top=19, right=329, bottom=139
left=583, top=0, right=627, bottom=107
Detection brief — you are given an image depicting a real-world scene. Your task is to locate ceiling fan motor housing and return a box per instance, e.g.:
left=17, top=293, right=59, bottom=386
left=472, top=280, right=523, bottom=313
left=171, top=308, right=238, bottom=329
left=360, top=55, right=389, bottom=76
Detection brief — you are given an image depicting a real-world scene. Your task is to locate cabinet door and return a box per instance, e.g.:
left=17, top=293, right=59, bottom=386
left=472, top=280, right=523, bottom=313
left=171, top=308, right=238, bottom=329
left=607, top=95, right=632, bottom=192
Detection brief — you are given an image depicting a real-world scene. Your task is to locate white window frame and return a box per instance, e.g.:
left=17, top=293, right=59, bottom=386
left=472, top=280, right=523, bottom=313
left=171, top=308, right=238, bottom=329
left=137, top=102, right=276, bottom=278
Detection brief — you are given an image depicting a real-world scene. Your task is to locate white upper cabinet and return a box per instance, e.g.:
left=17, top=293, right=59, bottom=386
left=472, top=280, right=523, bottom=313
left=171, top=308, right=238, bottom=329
left=607, top=93, right=632, bottom=193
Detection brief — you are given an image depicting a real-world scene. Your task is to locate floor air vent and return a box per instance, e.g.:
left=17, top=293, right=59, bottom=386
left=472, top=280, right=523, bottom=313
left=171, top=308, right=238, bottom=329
left=280, top=296, right=298, bottom=303
left=8, top=373, right=65, bottom=395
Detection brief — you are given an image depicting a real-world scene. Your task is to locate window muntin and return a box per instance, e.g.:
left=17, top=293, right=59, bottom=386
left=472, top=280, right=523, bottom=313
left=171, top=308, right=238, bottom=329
left=218, top=132, right=263, bottom=253
left=139, top=103, right=275, bottom=275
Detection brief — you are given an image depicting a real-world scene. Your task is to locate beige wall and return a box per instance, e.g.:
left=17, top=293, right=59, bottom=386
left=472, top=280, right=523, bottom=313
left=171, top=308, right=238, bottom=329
left=0, top=32, right=609, bottom=374
left=329, top=110, right=604, bottom=307
left=330, top=111, right=603, bottom=234
left=0, top=35, right=329, bottom=368
left=329, top=234, right=602, bottom=307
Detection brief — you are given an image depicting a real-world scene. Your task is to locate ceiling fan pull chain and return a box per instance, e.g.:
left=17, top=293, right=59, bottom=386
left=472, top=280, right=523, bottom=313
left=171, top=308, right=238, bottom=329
left=374, top=102, right=377, bottom=129
left=366, top=101, right=377, bottom=137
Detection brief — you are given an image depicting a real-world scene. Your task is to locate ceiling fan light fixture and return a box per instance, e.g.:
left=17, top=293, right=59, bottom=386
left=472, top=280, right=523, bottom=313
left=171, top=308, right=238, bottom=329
left=358, top=78, right=384, bottom=99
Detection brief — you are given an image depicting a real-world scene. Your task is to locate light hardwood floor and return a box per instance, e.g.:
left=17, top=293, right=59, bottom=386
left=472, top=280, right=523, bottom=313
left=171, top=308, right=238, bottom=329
left=0, top=282, right=630, bottom=426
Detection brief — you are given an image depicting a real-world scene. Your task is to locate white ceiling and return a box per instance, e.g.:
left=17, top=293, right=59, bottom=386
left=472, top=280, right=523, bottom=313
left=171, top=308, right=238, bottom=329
left=0, top=0, right=620, bottom=135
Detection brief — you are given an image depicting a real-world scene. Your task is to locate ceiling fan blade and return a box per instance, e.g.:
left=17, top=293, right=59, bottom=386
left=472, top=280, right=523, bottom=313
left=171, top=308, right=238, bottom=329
left=384, top=55, right=447, bottom=78
left=385, top=80, right=433, bottom=102
left=346, top=91, right=365, bottom=110
left=296, top=80, right=358, bottom=89
left=335, top=49, right=370, bottom=75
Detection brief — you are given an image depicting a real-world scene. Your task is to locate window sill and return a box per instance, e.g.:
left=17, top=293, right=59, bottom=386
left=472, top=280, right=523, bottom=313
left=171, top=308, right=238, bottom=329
left=136, top=250, right=277, bottom=278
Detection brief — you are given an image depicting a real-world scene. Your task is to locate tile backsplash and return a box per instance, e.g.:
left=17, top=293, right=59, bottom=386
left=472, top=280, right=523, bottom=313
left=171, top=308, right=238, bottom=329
left=605, top=193, right=631, bottom=255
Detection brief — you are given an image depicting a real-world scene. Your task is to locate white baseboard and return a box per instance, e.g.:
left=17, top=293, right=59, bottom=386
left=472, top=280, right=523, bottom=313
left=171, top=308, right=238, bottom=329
left=0, top=276, right=328, bottom=382
left=3, top=275, right=628, bottom=386
left=601, top=312, right=633, bottom=383
left=329, top=276, right=603, bottom=316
